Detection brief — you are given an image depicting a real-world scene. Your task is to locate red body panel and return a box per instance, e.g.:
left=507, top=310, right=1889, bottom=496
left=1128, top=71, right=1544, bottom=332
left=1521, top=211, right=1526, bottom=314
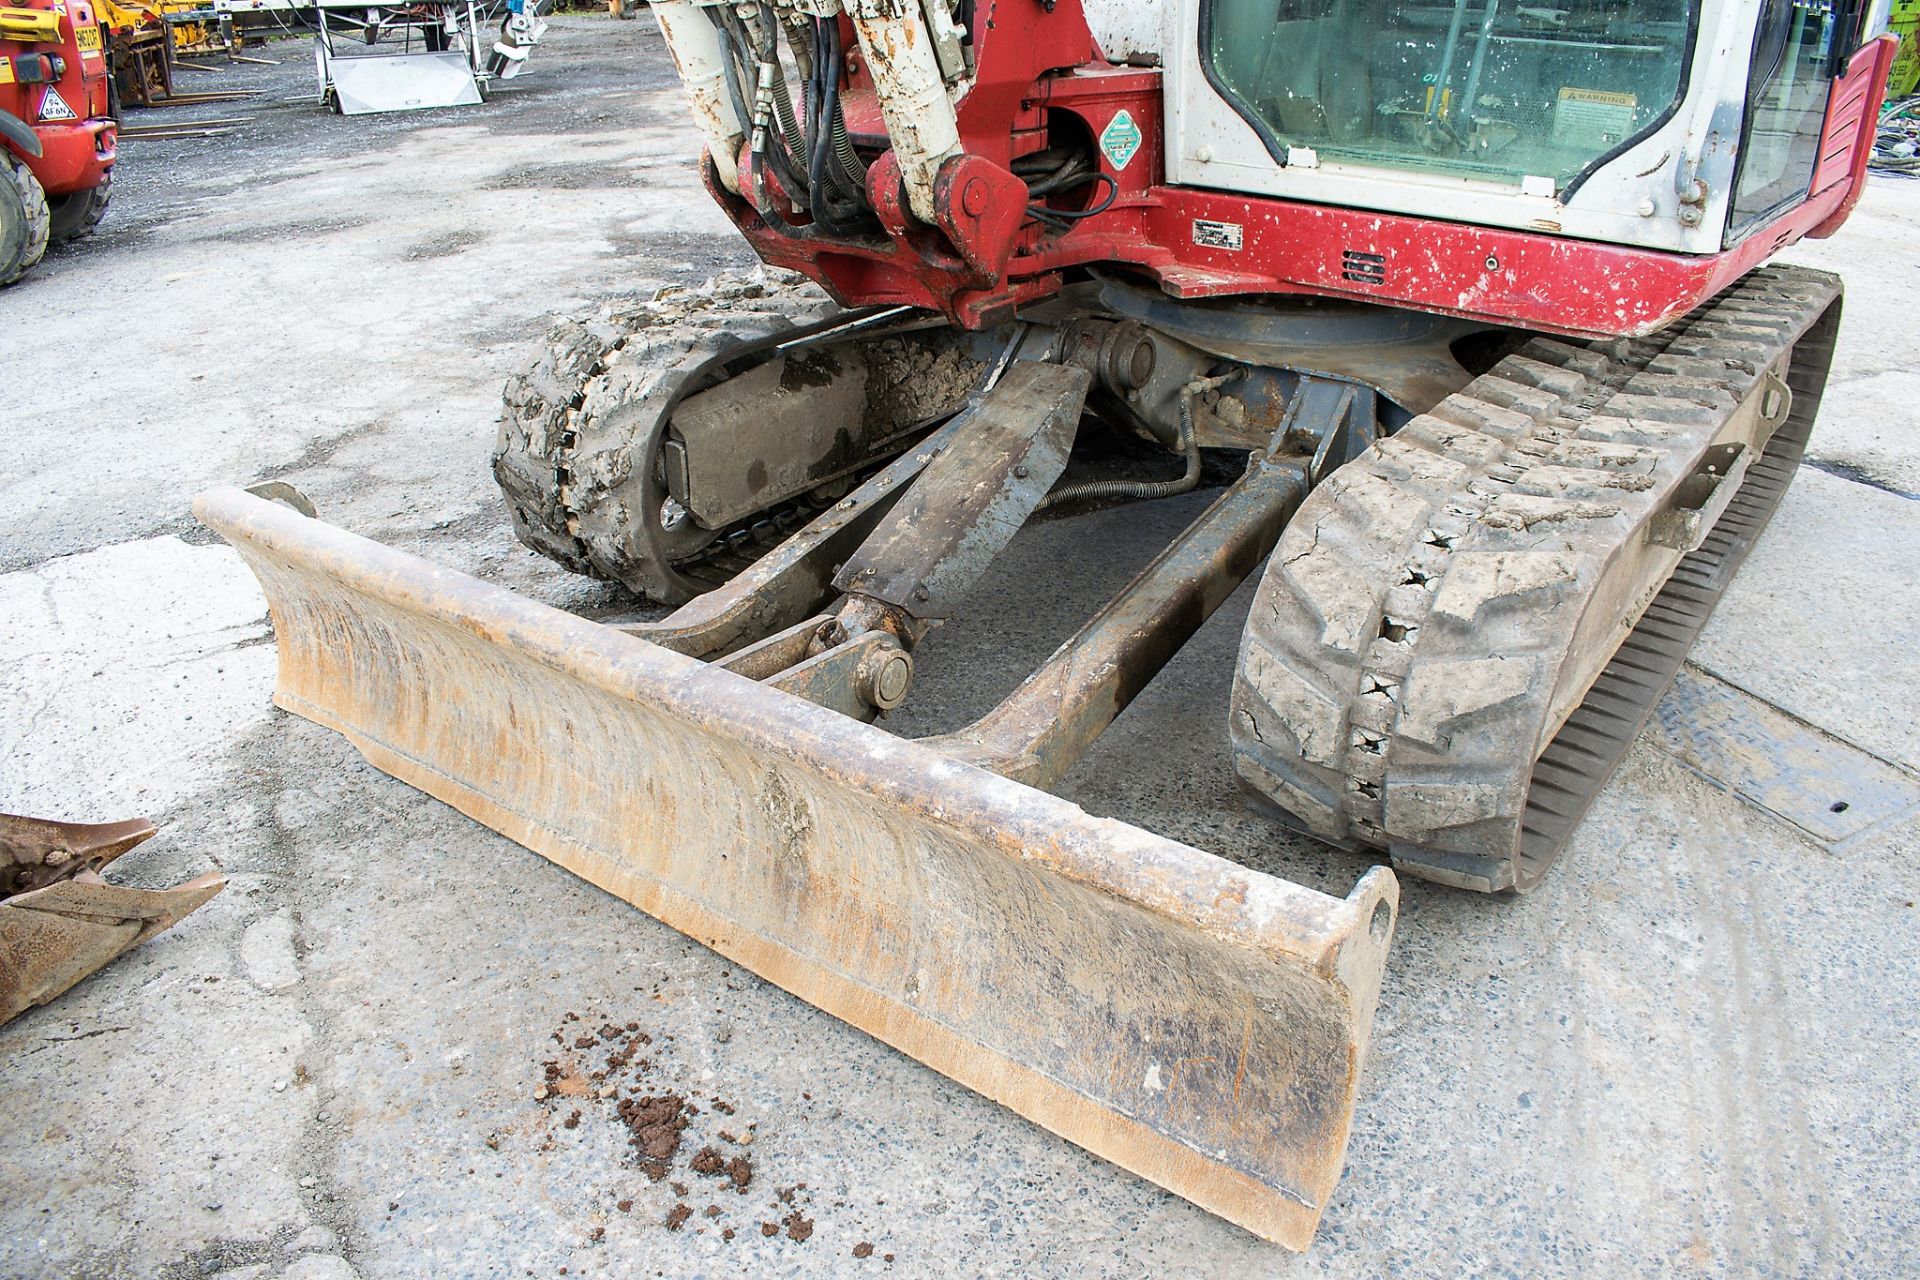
left=0, top=0, right=116, bottom=198
left=1808, top=35, right=1896, bottom=238
left=30, top=118, right=114, bottom=191
left=715, top=8, right=1894, bottom=338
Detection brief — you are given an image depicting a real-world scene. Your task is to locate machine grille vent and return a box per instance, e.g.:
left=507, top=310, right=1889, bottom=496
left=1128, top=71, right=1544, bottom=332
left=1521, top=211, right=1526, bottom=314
left=1341, top=249, right=1387, bottom=285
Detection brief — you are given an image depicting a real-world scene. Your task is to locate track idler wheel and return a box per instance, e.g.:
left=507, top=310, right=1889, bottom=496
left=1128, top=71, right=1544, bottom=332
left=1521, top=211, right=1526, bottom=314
left=495, top=272, right=837, bottom=602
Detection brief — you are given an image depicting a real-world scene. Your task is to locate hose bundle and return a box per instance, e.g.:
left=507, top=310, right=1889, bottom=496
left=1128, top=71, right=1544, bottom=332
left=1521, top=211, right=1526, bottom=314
left=707, top=4, right=873, bottom=234
left=1871, top=96, right=1920, bottom=175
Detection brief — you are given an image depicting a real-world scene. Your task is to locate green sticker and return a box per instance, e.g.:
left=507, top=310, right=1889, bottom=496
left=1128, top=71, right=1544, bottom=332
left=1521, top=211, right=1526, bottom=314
left=1100, top=109, right=1142, bottom=171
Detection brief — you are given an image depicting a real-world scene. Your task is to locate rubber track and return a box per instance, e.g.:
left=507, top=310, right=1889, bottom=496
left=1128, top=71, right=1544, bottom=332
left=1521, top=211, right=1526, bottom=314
left=1230, top=265, right=1843, bottom=892
left=493, top=269, right=834, bottom=601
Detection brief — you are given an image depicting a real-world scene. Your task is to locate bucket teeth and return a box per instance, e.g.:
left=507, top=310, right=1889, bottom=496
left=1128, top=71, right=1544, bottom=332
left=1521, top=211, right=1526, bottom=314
left=0, top=813, right=226, bottom=1025
left=1, top=813, right=157, bottom=897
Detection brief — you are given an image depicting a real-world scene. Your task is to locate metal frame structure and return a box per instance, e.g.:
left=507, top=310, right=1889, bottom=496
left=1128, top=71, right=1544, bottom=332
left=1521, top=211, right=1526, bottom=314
left=313, top=1, right=488, bottom=114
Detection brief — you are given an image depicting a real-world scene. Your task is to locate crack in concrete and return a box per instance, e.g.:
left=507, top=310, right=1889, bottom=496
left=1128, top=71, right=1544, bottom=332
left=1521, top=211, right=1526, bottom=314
left=1804, top=456, right=1920, bottom=501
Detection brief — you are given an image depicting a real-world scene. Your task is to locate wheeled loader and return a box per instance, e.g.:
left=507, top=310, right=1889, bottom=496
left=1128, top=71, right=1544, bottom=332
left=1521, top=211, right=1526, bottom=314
left=193, top=0, right=1894, bottom=1247
left=1, top=0, right=116, bottom=285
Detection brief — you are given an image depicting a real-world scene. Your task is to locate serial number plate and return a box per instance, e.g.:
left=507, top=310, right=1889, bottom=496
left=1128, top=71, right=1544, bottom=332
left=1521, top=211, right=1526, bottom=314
left=76, top=24, right=102, bottom=50
left=1192, top=219, right=1244, bottom=251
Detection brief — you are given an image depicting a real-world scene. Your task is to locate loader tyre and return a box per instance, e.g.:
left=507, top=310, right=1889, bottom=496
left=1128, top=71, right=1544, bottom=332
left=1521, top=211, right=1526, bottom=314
left=48, top=167, right=112, bottom=244
left=1231, top=266, right=1843, bottom=893
left=0, top=162, right=23, bottom=284
left=0, top=153, right=49, bottom=287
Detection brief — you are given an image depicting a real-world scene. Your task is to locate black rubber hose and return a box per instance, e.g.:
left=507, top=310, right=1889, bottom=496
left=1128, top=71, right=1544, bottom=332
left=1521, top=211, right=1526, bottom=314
left=756, top=3, right=812, bottom=192
left=709, top=8, right=755, bottom=162
left=719, top=5, right=808, bottom=206
left=1037, top=383, right=1206, bottom=512
left=816, top=18, right=867, bottom=213
left=806, top=21, right=848, bottom=230
left=805, top=18, right=869, bottom=230
left=822, top=17, right=867, bottom=197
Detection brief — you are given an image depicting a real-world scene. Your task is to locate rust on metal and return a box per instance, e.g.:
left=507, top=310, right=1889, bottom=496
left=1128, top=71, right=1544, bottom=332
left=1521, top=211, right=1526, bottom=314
left=832, top=360, right=1087, bottom=618
left=930, top=453, right=1308, bottom=789
left=622, top=416, right=964, bottom=660
left=195, top=485, right=1398, bottom=1249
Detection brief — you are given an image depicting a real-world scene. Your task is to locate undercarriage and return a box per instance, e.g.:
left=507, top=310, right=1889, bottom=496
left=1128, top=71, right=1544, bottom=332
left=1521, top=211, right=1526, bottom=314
left=171, top=0, right=1896, bottom=1244
left=193, top=259, right=1841, bottom=1245
left=489, top=262, right=1839, bottom=893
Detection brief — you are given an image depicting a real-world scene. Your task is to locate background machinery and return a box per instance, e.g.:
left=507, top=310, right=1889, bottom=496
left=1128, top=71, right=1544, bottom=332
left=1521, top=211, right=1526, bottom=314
left=96, top=0, right=214, bottom=106
left=197, top=0, right=1895, bottom=1248
left=312, top=0, right=548, bottom=115
left=1, top=0, right=117, bottom=285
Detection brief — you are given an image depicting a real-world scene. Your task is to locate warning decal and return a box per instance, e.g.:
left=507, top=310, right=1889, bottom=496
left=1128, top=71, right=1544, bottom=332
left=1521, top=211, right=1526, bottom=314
left=1552, top=87, right=1636, bottom=147
left=1100, top=110, right=1142, bottom=172
left=39, top=87, right=78, bottom=122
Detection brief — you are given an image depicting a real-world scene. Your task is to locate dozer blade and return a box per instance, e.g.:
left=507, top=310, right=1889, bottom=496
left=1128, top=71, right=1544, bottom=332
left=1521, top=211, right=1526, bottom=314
left=0, top=813, right=227, bottom=1024
left=194, top=485, right=1397, bottom=1249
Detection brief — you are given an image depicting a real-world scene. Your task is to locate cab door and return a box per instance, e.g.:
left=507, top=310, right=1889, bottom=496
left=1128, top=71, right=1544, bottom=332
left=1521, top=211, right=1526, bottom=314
left=1726, top=0, right=1876, bottom=243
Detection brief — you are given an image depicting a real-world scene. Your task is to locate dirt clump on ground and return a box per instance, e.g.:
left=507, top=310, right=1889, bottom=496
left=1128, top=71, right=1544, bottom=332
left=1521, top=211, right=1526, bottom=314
left=616, top=1093, right=691, bottom=1180
left=690, top=1144, right=754, bottom=1193
left=528, top=1008, right=870, bottom=1248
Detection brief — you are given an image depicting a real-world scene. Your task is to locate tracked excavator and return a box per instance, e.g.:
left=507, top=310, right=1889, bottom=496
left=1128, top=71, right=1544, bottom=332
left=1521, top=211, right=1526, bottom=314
left=192, top=0, right=1894, bottom=1248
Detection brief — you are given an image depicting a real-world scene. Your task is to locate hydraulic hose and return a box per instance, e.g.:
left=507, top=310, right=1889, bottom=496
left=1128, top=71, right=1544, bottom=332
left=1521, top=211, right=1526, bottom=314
left=754, top=5, right=809, bottom=191
left=1038, top=376, right=1228, bottom=513
left=806, top=16, right=870, bottom=230
left=807, top=19, right=853, bottom=231
left=723, top=4, right=810, bottom=210
left=821, top=17, right=868, bottom=199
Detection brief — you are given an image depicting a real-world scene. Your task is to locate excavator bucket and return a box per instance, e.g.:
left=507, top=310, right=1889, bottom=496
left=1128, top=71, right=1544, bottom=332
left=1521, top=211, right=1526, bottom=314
left=194, top=484, right=1397, bottom=1249
left=0, top=814, right=226, bottom=1024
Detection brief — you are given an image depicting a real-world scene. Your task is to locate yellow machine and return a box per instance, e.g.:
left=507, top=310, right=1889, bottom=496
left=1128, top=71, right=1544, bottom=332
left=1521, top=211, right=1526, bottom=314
left=97, top=0, right=224, bottom=105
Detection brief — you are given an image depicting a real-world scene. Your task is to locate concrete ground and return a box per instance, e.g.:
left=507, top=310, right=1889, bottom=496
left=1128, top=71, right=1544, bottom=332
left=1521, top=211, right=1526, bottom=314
left=3, top=17, right=1918, bottom=1278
